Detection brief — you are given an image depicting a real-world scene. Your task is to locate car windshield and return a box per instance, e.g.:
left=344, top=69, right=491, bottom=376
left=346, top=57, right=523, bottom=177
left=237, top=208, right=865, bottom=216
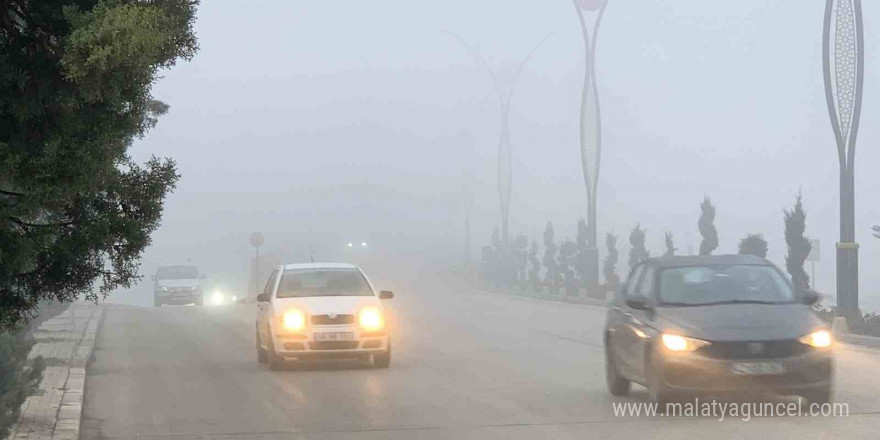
left=658, top=265, right=794, bottom=306
left=156, top=266, right=199, bottom=280
left=276, top=269, right=373, bottom=298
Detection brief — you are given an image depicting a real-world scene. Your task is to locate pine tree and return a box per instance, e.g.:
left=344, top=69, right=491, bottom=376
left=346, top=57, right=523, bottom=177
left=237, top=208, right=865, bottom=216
left=699, top=197, right=719, bottom=256
left=784, top=192, right=812, bottom=289
left=628, top=224, right=650, bottom=270
left=528, top=240, right=541, bottom=292
left=664, top=232, right=677, bottom=257
left=542, top=223, right=558, bottom=291
left=604, top=232, right=619, bottom=287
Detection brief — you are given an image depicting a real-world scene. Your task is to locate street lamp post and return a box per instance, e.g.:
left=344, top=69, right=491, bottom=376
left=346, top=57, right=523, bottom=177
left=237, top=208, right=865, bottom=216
left=444, top=30, right=558, bottom=245
left=822, top=0, right=864, bottom=325
left=572, top=0, right=609, bottom=291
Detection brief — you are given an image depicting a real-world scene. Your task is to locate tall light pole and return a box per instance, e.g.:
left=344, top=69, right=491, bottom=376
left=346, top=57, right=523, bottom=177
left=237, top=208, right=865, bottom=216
left=822, top=0, right=864, bottom=325
left=461, top=131, right=476, bottom=267
left=443, top=30, right=558, bottom=245
left=572, top=0, right=609, bottom=291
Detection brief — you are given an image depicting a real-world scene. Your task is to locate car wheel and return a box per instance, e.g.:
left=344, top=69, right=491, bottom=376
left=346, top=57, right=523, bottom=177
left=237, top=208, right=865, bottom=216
left=256, top=327, right=267, bottom=364
left=266, top=329, right=285, bottom=371
left=802, top=386, right=832, bottom=406
left=373, top=341, right=391, bottom=368
left=605, top=341, right=631, bottom=396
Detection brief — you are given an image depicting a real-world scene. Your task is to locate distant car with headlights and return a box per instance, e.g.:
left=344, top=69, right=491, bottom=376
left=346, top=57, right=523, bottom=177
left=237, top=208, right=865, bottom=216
left=153, top=265, right=206, bottom=307
left=255, top=263, right=393, bottom=370
left=206, top=289, right=239, bottom=306
left=604, top=255, right=833, bottom=407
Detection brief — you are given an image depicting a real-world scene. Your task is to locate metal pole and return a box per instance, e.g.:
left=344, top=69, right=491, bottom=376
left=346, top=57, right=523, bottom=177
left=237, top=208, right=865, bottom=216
left=255, top=246, right=260, bottom=294
left=443, top=29, right=561, bottom=246
left=823, top=0, right=864, bottom=325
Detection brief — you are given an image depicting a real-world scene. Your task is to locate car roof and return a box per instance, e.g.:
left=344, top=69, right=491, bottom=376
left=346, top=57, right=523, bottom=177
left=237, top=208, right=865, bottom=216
left=281, top=262, right=359, bottom=270
left=641, top=254, right=772, bottom=269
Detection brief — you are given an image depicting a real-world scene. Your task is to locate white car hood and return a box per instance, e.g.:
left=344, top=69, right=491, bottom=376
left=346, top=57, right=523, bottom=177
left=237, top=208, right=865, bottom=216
left=274, top=295, right=381, bottom=316
left=157, top=279, right=201, bottom=288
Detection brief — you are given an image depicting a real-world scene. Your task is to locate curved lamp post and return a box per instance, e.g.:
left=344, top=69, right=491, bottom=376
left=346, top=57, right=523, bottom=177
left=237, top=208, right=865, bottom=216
left=572, top=0, right=609, bottom=290
left=822, top=0, right=864, bottom=324
left=443, top=30, right=558, bottom=245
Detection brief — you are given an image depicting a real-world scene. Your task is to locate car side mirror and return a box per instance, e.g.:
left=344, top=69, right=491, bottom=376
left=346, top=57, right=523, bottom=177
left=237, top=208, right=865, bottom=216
left=800, top=289, right=821, bottom=305
left=379, top=290, right=394, bottom=300
left=256, top=293, right=270, bottom=303
left=625, top=296, right=651, bottom=311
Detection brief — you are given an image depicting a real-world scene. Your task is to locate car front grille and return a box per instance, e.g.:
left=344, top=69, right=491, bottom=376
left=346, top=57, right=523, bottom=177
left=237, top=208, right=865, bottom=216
left=697, top=339, right=810, bottom=360
left=309, top=341, right=359, bottom=350
left=311, top=314, right=355, bottom=325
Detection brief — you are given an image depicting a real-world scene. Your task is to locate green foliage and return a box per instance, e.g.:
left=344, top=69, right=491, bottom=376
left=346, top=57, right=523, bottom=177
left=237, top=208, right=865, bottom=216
left=512, top=235, right=528, bottom=288
left=542, top=223, right=558, bottom=290
left=558, top=239, right=578, bottom=295
left=628, top=223, right=649, bottom=269
left=0, top=330, right=45, bottom=438
left=528, top=240, right=541, bottom=292
left=664, top=232, right=676, bottom=257
left=784, top=192, right=811, bottom=289
left=738, top=233, right=769, bottom=258
left=698, top=197, right=718, bottom=256
left=603, top=232, right=619, bottom=286
left=574, top=218, right=594, bottom=290
left=0, top=0, right=198, bottom=329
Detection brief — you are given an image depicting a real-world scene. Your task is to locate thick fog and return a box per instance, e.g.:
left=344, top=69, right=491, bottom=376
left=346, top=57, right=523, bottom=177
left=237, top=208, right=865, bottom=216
left=111, top=0, right=880, bottom=308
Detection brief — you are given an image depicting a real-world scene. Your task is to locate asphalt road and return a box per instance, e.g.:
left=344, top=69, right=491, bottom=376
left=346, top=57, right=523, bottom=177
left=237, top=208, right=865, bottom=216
left=82, top=261, right=880, bottom=439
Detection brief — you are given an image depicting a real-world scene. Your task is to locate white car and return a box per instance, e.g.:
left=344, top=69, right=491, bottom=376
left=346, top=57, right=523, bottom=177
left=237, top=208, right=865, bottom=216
left=255, top=263, right=393, bottom=370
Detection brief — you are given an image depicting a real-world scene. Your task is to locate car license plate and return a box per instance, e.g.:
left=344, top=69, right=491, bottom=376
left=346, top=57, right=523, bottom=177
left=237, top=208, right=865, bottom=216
left=314, top=332, right=354, bottom=342
left=731, top=361, right=785, bottom=375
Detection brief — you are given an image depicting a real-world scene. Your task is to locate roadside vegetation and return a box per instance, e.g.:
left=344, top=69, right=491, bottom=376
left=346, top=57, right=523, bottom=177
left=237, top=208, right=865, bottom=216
left=478, top=193, right=879, bottom=337
left=0, top=0, right=199, bottom=431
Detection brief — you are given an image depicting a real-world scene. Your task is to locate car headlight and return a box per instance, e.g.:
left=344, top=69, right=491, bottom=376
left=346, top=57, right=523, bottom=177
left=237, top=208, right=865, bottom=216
left=661, top=334, right=711, bottom=352
left=798, top=330, right=832, bottom=348
left=282, top=309, right=307, bottom=332
left=359, top=307, right=384, bottom=331
left=211, top=292, right=225, bottom=305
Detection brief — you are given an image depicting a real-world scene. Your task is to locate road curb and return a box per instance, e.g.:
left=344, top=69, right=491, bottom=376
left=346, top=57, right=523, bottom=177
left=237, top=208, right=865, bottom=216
left=10, top=303, right=103, bottom=440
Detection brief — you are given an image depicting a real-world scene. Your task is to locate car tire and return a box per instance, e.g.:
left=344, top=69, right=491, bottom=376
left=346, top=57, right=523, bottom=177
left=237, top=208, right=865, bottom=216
left=802, top=386, right=832, bottom=406
left=605, top=342, right=631, bottom=396
left=266, top=329, right=285, bottom=371
left=256, top=328, right=267, bottom=364
left=373, top=341, right=391, bottom=368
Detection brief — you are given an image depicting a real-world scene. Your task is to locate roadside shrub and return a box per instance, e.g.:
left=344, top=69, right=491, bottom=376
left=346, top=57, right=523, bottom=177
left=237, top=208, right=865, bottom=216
left=738, top=233, right=769, bottom=258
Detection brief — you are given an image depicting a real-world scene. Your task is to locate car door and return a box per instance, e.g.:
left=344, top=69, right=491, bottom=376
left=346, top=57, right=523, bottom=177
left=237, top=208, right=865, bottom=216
left=620, top=266, right=654, bottom=377
left=622, top=266, right=656, bottom=382
left=611, top=264, right=645, bottom=374
left=257, top=269, right=278, bottom=346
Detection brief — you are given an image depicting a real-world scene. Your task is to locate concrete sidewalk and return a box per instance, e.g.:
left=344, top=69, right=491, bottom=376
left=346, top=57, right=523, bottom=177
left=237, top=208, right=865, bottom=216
left=8, top=303, right=103, bottom=440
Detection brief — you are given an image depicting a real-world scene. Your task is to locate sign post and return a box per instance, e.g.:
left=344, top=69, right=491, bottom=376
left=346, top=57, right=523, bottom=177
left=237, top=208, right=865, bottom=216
left=807, top=239, right=820, bottom=289
left=249, top=232, right=264, bottom=295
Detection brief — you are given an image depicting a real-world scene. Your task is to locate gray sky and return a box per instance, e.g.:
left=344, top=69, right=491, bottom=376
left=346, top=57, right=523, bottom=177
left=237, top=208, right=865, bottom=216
left=115, top=0, right=880, bottom=308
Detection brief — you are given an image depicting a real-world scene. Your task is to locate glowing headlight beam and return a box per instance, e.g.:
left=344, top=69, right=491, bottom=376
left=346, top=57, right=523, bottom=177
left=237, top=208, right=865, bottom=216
left=799, top=330, right=832, bottom=348
left=282, top=309, right=306, bottom=332
left=359, top=307, right=384, bottom=331
left=661, top=334, right=710, bottom=352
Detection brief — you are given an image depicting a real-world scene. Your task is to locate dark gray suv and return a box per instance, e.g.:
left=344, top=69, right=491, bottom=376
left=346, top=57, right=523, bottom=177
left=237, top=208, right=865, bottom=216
left=604, top=254, right=833, bottom=406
